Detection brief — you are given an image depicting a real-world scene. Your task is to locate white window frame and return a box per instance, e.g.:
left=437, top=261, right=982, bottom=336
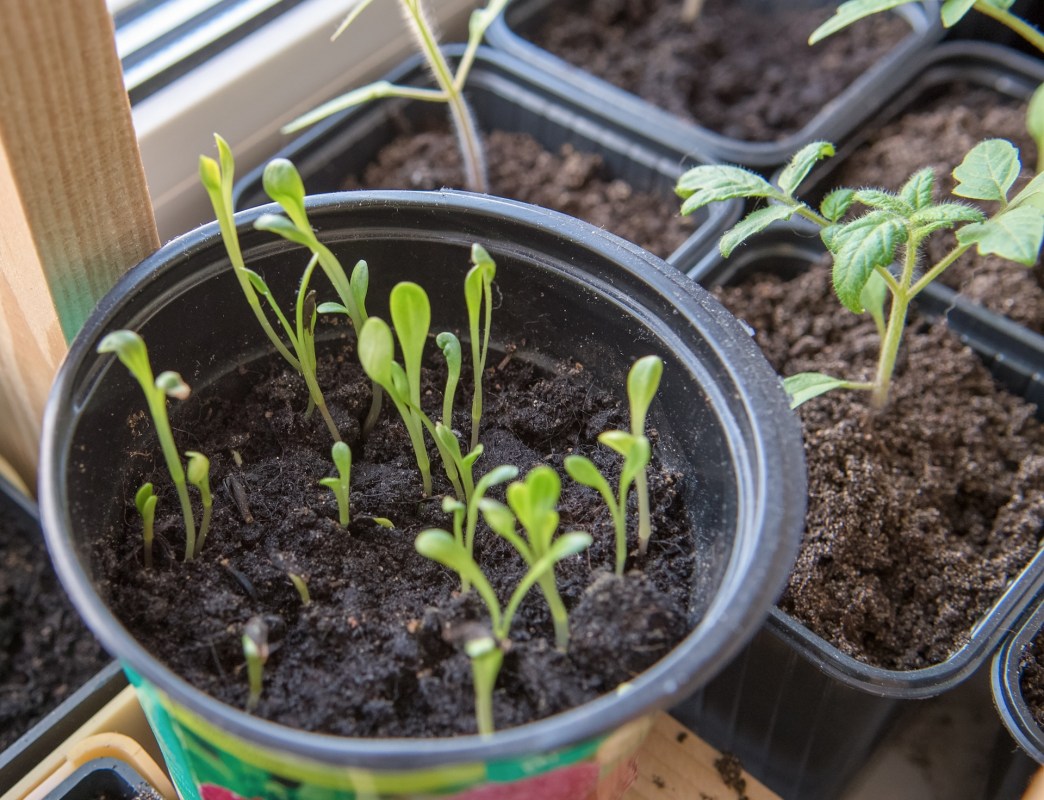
left=131, top=0, right=475, bottom=240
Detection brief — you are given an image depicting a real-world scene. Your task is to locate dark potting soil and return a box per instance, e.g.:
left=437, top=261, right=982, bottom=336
left=1020, top=627, right=1044, bottom=732
left=94, top=337, right=696, bottom=737
left=0, top=497, right=110, bottom=750
left=526, top=0, right=908, bottom=141
left=714, top=262, right=1044, bottom=669
left=834, top=84, right=1042, bottom=333
left=341, top=127, right=695, bottom=259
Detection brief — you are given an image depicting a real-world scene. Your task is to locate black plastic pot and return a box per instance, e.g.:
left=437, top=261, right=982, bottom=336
left=993, top=584, right=1044, bottom=766
left=0, top=476, right=122, bottom=797
left=233, top=46, right=739, bottom=269
left=42, top=758, right=163, bottom=800
left=484, top=0, right=942, bottom=169
left=946, top=0, right=1044, bottom=55
left=672, top=221, right=1044, bottom=800
left=39, top=192, right=804, bottom=798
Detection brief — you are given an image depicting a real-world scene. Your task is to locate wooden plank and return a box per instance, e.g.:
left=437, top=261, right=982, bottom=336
left=628, top=713, right=780, bottom=800
left=0, top=0, right=159, bottom=489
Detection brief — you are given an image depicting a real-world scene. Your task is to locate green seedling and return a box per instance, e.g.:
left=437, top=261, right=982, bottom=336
left=98, top=331, right=198, bottom=561
left=134, top=483, right=157, bottom=569
left=676, top=139, right=1044, bottom=409
left=479, top=466, right=584, bottom=650
left=1028, top=83, right=1044, bottom=175
left=436, top=331, right=461, bottom=428
left=465, top=245, right=496, bottom=450
left=288, top=572, right=311, bottom=605
left=319, top=441, right=352, bottom=526
left=565, top=434, right=651, bottom=575
left=358, top=282, right=483, bottom=501
left=242, top=616, right=269, bottom=713
left=372, top=517, right=395, bottom=528
left=439, top=465, right=518, bottom=591
left=201, top=139, right=340, bottom=441
left=186, top=451, right=213, bottom=559
left=255, top=158, right=382, bottom=437
left=415, top=525, right=591, bottom=733
left=810, top=0, right=1044, bottom=55
left=284, top=0, right=511, bottom=193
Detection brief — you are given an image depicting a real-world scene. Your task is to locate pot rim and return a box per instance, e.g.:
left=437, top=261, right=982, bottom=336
left=40, top=190, right=805, bottom=768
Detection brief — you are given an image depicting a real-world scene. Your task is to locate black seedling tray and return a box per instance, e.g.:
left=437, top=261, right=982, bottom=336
left=993, top=576, right=1044, bottom=767
left=234, top=46, right=738, bottom=269
left=673, top=221, right=1044, bottom=800
left=42, top=758, right=162, bottom=800
left=484, top=0, right=942, bottom=169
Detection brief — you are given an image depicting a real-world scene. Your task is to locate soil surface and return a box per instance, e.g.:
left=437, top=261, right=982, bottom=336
left=342, top=126, right=694, bottom=260
left=1021, top=628, right=1044, bottom=731
left=715, top=262, right=1044, bottom=668
left=95, top=338, right=697, bottom=736
left=834, top=84, right=1042, bottom=332
left=0, top=495, right=110, bottom=749
left=527, top=0, right=908, bottom=141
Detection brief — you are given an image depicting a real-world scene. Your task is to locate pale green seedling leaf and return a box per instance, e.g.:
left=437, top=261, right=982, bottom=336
left=185, top=451, right=210, bottom=488
left=808, top=0, right=914, bottom=44
left=135, top=483, right=155, bottom=516
left=619, top=436, right=652, bottom=492
left=956, top=207, right=1044, bottom=266
left=952, top=139, right=1021, bottom=203
left=436, top=331, right=462, bottom=425
left=254, top=214, right=313, bottom=248
left=899, top=168, right=935, bottom=211
left=155, top=371, right=191, bottom=400
left=564, top=455, right=612, bottom=496
left=940, top=0, right=978, bottom=27
left=627, top=355, right=663, bottom=434
left=676, top=166, right=778, bottom=215
left=330, top=440, right=352, bottom=476
left=198, top=155, right=221, bottom=193
left=720, top=206, right=795, bottom=257
left=389, top=282, right=431, bottom=407
left=358, top=317, right=395, bottom=388
left=372, top=517, right=394, bottom=528
left=98, top=330, right=151, bottom=382
left=598, top=430, right=638, bottom=458
left=350, top=259, right=369, bottom=312
left=477, top=498, right=518, bottom=543
left=821, top=189, right=856, bottom=223
left=547, top=532, right=595, bottom=562
left=778, top=141, right=835, bottom=197
left=783, top=373, right=850, bottom=409
left=262, top=159, right=308, bottom=223
left=415, top=530, right=500, bottom=628
left=830, top=212, right=906, bottom=312
left=317, top=302, right=350, bottom=315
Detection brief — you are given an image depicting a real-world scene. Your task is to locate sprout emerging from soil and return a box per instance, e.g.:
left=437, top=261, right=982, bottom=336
left=479, top=466, right=591, bottom=650
left=98, top=330, right=198, bottom=561
left=319, top=441, right=352, bottom=526
left=242, top=616, right=269, bottom=713
left=414, top=525, right=591, bottom=733
left=810, top=0, right=1044, bottom=55
left=186, top=451, right=213, bottom=558
left=676, top=140, right=1044, bottom=409
left=358, top=281, right=483, bottom=502
left=256, top=157, right=382, bottom=437
left=288, top=573, right=311, bottom=605
left=134, top=483, right=157, bottom=569
left=436, top=331, right=461, bottom=428
left=465, top=245, right=496, bottom=450
left=283, top=0, right=511, bottom=193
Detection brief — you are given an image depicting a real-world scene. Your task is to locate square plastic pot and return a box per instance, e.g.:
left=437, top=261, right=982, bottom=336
left=40, top=758, right=165, bottom=800
left=233, top=46, right=739, bottom=269
left=0, top=475, right=122, bottom=797
left=672, top=221, right=1044, bottom=800
left=39, top=191, right=805, bottom=800
left=484, top=0, right=942, bottom=168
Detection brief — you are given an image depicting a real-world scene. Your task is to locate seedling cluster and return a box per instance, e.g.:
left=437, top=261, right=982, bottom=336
left=98, top=145, right=670, bottom=734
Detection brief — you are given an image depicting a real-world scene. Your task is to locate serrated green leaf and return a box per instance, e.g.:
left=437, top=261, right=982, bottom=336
left=676, top=166, right=777, bottom=215
left=808, top=0, right=914, bottom=44
left=831, top=212, right=906, bottom=313
left=940, top=0, right=977, bottom=26
left=720, top=205, right=795, bottom=257
left=899, top=168, right=935, bottom=210
left=956, top=207, right=1044, bottom=266
left=910, top=203, right=986, bottom=227
left=778, top=141, right=835, bottom=197
left=821, top=189, right=856, bottom=223
left=820, top=224, right=843, bottom=252
left=853, top=189, right=912, bottom=215
left=952, top=139, right=1021, bottom=203
left=783, top=373, right=849, bottom=408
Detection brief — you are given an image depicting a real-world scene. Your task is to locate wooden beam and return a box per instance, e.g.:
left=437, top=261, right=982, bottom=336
left=0, top=0, right=159, bottom=490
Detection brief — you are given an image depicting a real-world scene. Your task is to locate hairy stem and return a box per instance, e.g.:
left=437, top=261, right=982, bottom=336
left=871, top=238, right=918, bottom=408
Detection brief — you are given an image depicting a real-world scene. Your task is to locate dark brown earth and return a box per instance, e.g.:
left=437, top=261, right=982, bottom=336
left=342, top=127, right=695, bottom=260
left=527, top=0, right=909, bottom=141
left=715, top=262, right=1044, bottom=669
left=95, top=337, right=696, bottom=736
left=1021, top=628, right=1044, bottom=731
left=834, top=85, right=1042, bottom=332
left=0, top=492, right=110, bottom=749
